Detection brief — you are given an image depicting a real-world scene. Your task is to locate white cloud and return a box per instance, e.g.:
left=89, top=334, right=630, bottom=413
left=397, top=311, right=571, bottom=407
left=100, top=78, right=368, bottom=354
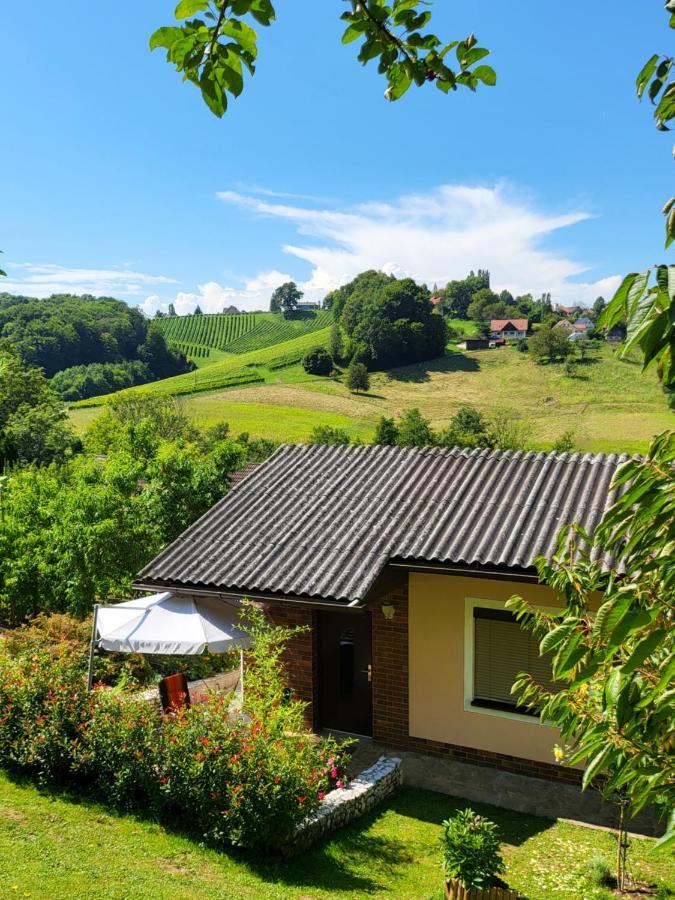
left=217, top=184, right=621, bottom=305
left=1, top=263, right=177, bottom=298
left=146, top=270, right=293, bottom=317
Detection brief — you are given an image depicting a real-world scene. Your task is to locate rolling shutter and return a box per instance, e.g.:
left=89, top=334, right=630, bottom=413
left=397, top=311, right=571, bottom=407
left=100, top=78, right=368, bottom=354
left=473, top=607, right=557, bottom=714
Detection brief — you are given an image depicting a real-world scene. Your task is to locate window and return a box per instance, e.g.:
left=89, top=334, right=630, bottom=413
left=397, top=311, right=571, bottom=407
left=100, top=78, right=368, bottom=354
left=471, top=607, right=557, bottom=717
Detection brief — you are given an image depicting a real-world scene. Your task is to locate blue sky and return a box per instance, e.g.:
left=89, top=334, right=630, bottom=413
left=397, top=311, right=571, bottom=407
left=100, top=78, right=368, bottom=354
left=0, top=1, right=671, bottom=312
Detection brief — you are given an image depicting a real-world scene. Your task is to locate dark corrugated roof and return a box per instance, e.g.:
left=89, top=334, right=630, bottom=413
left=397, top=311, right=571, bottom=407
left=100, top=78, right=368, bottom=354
left=135, top=444, right=629, bottom=604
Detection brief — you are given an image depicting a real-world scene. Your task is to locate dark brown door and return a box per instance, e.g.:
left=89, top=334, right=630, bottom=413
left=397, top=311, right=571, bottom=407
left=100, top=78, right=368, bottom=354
left=318, top=611, right=372, bottom=736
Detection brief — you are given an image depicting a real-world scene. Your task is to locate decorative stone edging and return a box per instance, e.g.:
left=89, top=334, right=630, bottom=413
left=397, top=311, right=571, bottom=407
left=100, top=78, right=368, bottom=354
left=281, top=755, right=403, bottom=857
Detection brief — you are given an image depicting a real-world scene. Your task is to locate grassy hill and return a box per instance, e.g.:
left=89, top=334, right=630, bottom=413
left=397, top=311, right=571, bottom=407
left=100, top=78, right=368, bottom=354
left=156, top=309, right=333, bottom=362
left=71, top=325, right=334, bottom=407
left=69, top=341, right=672, bottom=453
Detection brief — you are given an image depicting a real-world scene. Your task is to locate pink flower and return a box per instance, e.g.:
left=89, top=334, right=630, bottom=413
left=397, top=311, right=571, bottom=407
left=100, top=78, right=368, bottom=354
left=318, top=791, right=326, bottom=801
left=336, top=780, right=345, bottom=789
left=330, top=766, right=338, bottom=779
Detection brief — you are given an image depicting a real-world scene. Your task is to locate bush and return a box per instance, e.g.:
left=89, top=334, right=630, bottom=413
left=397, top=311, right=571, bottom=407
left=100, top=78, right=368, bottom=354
left=397, top=408, right=435, bottom=447
left=441, top=808, right=505, bottom=890
left=583, top=854, right=614, bottom=888
left=303, top=347, right=333, bottom=376
left=0, top=606, right=351, bottom=851
left=373, top=416, right=399, bottom=446
left=309, top=425, right=351, bottom=445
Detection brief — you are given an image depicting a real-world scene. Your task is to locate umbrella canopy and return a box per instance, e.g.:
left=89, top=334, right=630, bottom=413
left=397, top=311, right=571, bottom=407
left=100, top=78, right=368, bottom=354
left=96, top=592, right=251, bottom=655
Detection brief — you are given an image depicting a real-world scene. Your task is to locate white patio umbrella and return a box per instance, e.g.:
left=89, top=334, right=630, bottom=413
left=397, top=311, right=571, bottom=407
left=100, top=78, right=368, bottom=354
left=87, top=592, right=251, bottom=690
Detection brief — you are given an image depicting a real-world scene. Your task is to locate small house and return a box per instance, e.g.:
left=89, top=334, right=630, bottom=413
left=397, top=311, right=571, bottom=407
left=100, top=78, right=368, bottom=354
left=136, top=444, right=628, bottom=799
left=490, top=318, right=529, bottom=341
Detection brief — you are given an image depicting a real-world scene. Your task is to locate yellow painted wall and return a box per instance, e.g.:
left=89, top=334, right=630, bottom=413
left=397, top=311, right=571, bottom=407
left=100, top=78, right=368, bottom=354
left=408, top=572, right=565, bottom=765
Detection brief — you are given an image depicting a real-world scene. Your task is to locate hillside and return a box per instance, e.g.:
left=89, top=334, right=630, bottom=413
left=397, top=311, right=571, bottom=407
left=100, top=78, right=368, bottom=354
left=70, top=343, right=672, bottom=453
left=71, top=325, right=334, bottom=406
left=156, top=309, right=333, bottom=361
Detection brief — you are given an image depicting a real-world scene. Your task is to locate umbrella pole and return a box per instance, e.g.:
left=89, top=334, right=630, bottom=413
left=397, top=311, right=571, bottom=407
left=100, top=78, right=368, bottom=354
left=239, top=648, right=244, bottom=698
left=87, top=603, right=100, bottom=692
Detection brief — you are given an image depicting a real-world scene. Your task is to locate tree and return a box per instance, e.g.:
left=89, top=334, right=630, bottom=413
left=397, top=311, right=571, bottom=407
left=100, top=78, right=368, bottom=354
left=508, top=431, right=675, bottom=878
left=346, top=360, right=369, bottom=393
left=150, top=2, right=494, bottom=119
left=443, top=270, right=490, bottom=319
left=466, top=288, right=502, bottom=322
left=591, top=296, right=606, bottom=320
left=193, top=305, right=203, bottom=315
left=270, top=281, right=302, bottom=318
left=329, top=323, right=343, bottom=363
left=373, top=416, right=399, bottom=446
left=528, top=324, right=573, bottom=364
left=438, top=406, right=493, bottom=450
left=168, top=303, right=177, bottom=317
left=338, top=271, right=446, bottom=369
left=397, top=407, right=434, bottom=446
left=302, top=346, right=333, bottom=376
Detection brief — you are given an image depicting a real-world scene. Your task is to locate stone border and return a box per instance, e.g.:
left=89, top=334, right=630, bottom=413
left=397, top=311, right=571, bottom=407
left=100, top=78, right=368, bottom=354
left=282, top=755, right=402, bottom=856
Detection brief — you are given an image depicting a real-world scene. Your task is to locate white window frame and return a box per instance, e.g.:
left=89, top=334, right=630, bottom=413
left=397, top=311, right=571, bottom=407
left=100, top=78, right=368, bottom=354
left=463, top=596, right=558, bottom=725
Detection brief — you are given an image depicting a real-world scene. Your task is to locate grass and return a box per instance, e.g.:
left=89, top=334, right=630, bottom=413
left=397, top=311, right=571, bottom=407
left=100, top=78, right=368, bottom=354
left=69, top=344, right=673, bottom=453
left=0, top=773, right=671, bottom=899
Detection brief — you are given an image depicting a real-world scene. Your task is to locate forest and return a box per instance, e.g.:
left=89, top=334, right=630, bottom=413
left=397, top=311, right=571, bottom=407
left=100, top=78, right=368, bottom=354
left=0, top=292, right=194, bottom=399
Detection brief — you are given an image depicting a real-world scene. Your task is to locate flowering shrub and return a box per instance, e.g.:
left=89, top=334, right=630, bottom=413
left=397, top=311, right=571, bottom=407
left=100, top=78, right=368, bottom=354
left=0, top=604, right=352, bottom=851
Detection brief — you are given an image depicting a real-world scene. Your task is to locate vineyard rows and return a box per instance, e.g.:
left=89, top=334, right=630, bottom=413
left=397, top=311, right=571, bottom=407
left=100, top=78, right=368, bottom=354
left=158, top=310, right=332, bottom=356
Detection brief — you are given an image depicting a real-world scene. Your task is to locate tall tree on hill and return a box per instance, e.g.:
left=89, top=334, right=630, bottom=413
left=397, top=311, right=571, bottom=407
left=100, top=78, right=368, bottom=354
left=167, top=303, right=177, bottom=317
left=443, top=270, right=490, bottom=319
left=270, top=281, right=303, bottom=318
left=193, top=305, right=203, bottom=315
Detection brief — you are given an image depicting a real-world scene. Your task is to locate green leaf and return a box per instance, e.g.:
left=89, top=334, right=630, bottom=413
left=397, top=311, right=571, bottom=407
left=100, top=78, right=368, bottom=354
left=149, top=26, right=183, bottom=51
left=604, top=667, right=623, bottom=710
left=621, top=630, right=667, bottom=674
left=540, top=621, right=576, bottom=655
left=581, top=744, right=611, bottom=790
left=636, top=54, right=659, bottom=98
left=342, top=23, right=367, bottom=45
left=222, top=19, right=258, bottom=55
left=593, top=595, right=632, bottom=640
left=175, top=0, right=209, bottom=19
left=473, top=65, right=496, bottom=86
left=385, top=61, right=413, bottom=101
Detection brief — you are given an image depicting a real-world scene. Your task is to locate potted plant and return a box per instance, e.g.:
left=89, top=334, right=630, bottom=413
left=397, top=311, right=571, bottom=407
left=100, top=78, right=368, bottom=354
left=441, top=808, right=519, bottom=900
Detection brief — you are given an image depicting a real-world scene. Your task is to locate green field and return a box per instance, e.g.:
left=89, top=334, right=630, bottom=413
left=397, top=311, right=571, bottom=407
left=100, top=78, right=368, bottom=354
left=70, top=343, right=673, bottom=453
left=0, top=773, right=671, bottom=899
left=157, top=309, right=333, bottom=360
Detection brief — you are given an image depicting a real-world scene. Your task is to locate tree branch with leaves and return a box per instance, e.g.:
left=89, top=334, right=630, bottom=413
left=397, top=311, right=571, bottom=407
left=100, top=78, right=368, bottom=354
left=150, top=0, right=495, bottom=117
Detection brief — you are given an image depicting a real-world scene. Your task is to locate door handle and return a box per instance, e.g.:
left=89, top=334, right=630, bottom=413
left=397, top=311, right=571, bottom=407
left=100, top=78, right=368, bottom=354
left=361, top=664, right=372, bottom=682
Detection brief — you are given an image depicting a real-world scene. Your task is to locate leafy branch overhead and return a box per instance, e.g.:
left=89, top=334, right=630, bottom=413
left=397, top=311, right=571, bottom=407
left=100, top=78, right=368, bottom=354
left=150, top=0, right=495, bottom=117
left=635, top=0, right=675, bottom=245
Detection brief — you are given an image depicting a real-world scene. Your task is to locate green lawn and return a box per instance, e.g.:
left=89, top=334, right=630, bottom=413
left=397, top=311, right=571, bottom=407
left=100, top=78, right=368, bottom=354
left=0, top=773, right=671, bottom=899
left=69, top=344, right=674, bottom=453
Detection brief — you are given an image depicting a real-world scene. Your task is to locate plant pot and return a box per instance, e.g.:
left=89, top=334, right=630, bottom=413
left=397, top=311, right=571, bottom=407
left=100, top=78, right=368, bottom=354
left=444, top=877, right=520, bottom=899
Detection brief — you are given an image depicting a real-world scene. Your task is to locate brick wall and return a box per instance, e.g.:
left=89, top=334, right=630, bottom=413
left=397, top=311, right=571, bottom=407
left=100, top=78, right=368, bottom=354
left=368, top=572, right=582, bottom=788
left=264, top=602, right=317, bottom=730
left=263, top=574, right=581, bottom=788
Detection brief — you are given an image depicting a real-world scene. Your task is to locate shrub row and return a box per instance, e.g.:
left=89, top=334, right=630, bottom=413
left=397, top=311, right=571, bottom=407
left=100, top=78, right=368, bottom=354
left=0, top=619, right=348, bottom=850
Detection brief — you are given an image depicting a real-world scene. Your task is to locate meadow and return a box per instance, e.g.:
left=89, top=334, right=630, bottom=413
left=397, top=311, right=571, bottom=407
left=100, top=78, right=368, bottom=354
left=69, top=341, right=672, bottom=454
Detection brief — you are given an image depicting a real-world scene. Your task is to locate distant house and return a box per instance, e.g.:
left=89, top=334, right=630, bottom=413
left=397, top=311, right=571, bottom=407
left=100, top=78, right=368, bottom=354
left=568, top=331, right=587, bottom=342
left=490, top=318, right=529, bottom=341
left=553, top=319, right=575, bottom=332
left=297, top=300, right=320, bottom=311
left=573, top=317, right=593, bottom=332
left=429, top=294, right=443, bottom=308
left=555, top=304, right=589, bottom=316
